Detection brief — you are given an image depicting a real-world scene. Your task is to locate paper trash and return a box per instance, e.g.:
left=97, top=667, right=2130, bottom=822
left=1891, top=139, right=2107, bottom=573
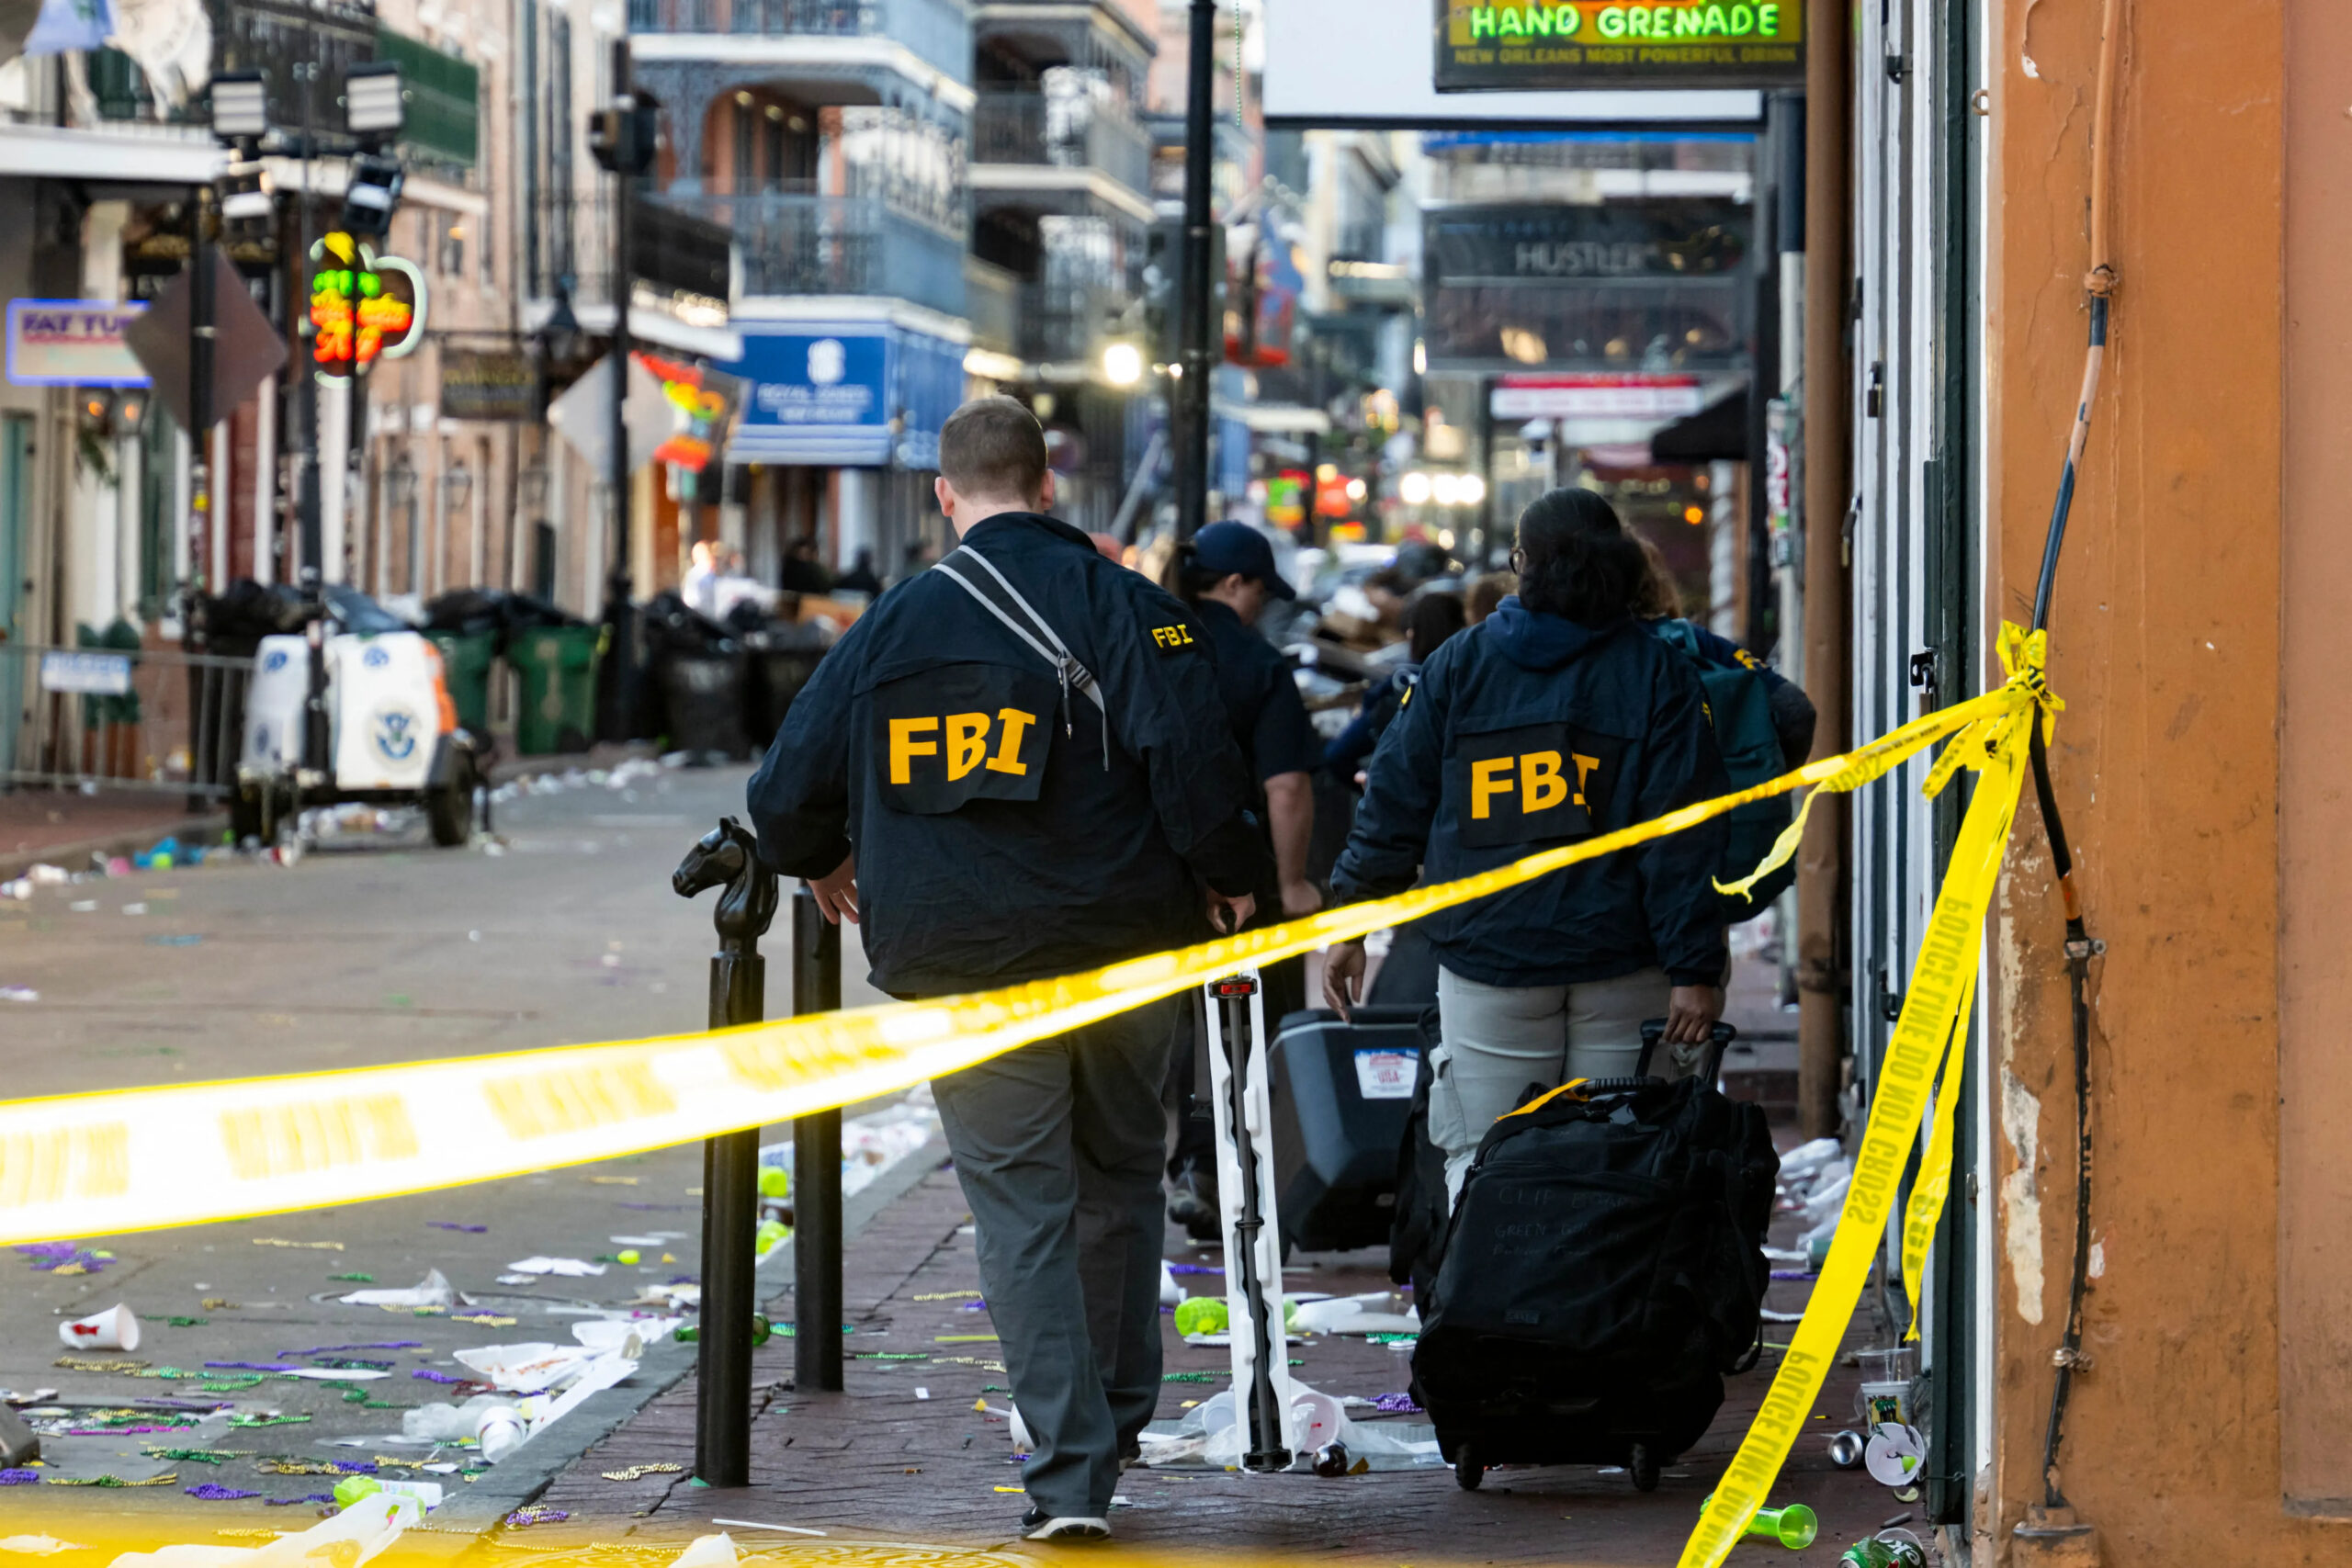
left=1287, top=1292, right=1419, bottom=1336
left=57, top=1304, right=140, bottom=1352
left=1139, top=1382, right=1441, bottom=1472
left=671, top=1538, right=737, bottom=1568
left=453, top=1343, right=607, bottom=1392
left=105, top=1492, right=415, bottom=1568
left=340, top=1269, right=458, bottom=1308
left=506, top=1257, right=605, bottom=1278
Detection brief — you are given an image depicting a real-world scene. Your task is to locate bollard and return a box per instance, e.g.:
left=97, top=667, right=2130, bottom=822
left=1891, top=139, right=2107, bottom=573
left=790, top=886, right=844, bottom=1393
left=673, top=818, right=777, bottom=1489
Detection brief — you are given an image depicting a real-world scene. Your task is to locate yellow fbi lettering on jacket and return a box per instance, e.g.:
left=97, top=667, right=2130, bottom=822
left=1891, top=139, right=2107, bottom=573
left=889, top=711, right=1036, bottom=784
left=1450, top=720, right=1627, bottom=849
left=1149, top=622, right=1196, bottom=653
left=872, top=663, right=1058, bottom=814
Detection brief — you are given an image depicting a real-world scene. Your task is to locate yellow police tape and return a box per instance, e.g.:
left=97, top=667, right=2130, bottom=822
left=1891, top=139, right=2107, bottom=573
left=1675, top=623, right=2052, bottom=1568
left=0, top=627, right=2054, bottom=1567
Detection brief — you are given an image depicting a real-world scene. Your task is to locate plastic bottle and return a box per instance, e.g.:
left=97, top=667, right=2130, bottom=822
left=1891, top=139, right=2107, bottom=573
left=331, top=1474, right=446, bottom=1511
left=1838, top=1535, right=1929, bottom=1568
left=1698, top=1493, right=1819, bottom=1550
left=671, top=1314, right=772, bottom=1347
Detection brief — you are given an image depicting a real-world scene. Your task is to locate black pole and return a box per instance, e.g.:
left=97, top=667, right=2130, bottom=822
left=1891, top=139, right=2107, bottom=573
left=294, top=50, right=321, bottom=592
left=183, top=188, right=215, bottom=813
left=673, top=819, right=776, bottom=1490
left=792, top=886, right=844, bottom=1395
left=594, top=38, right=640, bottom=741
left=1171, top=0, right=1216, bottom=542
left=189, top=191, right=215, bottom=598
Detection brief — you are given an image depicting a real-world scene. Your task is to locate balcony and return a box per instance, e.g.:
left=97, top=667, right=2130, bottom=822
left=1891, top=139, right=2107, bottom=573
left=970, top=90, right=1153, bottom=222
left=1334, top=217, right=1385, bottom=264
left=965, top=257, right=1020, bottom=355
left=676, top=190, right=967, bottom=320
left=1016, top=277, right=1122, bottom=368
left=531, top=191, right=733, bottom=320
left=627, top=0, right=969, bottom=101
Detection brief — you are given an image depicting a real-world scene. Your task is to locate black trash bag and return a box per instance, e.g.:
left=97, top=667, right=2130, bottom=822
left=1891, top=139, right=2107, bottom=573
left=640, top=591, right=738, bottom=658
left=497, top=592, right=587, bottom=632
left=741, top=618, right=830, bottom=751
left=200, top=579, right=314, bottom=644
left=423, top=589, right=505, bottom=637
left=637, top=592, right=744, bottom=754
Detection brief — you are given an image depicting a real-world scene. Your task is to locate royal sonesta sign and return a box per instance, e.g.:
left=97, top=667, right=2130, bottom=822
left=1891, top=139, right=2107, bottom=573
left=1434, top=0, right=1803, bottom=89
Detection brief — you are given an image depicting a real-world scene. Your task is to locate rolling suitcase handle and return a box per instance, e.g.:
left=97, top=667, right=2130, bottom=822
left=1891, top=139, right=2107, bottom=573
left=1633, top=1019, right=1739, bottom=1087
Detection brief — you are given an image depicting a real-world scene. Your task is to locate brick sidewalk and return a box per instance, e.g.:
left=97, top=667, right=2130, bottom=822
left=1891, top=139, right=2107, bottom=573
left=532, top=1161, right=1912, bottom=1565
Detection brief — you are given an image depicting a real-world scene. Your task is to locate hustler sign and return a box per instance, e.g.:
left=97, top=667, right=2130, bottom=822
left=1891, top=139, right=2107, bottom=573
left=1435, top=0, right=1804, bottom=89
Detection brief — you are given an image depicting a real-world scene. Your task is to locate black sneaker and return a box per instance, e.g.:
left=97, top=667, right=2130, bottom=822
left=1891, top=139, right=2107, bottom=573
left=1165, top=1167, right=1221, bottom=1243
left=1021, top=1507, right=1111, bottom=1541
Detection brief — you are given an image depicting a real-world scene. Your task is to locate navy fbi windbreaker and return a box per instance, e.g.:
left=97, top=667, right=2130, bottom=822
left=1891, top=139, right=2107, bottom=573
left=748, top=511, right=1269, bottom=998
left=1329, top=594, right=1730, bottom=988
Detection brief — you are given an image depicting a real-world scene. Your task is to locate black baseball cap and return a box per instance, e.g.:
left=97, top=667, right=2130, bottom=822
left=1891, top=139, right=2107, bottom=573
left=1192, top=521, right=1297, bottom=600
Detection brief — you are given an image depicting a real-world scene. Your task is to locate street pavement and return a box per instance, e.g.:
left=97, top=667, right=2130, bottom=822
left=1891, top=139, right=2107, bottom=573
left=0, top=761, right=899, bottom=1541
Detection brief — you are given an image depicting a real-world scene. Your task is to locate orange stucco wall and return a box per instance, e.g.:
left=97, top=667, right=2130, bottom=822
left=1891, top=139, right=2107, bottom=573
left=1983, top=0, right=2348, bottom=1558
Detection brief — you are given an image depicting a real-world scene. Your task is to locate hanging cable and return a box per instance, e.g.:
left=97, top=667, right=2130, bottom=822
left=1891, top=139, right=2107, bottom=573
left=2029, top=0, right=2124, bottom=1513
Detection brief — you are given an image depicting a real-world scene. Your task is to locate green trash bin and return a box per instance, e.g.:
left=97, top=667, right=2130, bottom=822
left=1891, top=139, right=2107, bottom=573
left=424, top=631, right=496, bottom=738
left=508, top=626, right=602, bottom=755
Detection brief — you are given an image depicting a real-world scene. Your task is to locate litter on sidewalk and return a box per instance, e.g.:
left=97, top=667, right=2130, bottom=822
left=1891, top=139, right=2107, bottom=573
left=338, top=1271, right=457, bottom=1308
left=105, top=1490, right=416, bottom=1568
left=507, top=1258, right=605, bottom=1278
left=1137, top=1383, right=1442, bottom=1472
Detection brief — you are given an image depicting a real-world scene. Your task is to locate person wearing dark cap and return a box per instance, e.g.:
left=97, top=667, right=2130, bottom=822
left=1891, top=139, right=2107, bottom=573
left=749, top=399, right=1269, bottom=1541
left=1159, top=520, right=1324, bottom=1237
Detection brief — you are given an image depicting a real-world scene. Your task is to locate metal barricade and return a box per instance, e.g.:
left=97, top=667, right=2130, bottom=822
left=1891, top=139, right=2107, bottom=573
left=0, top=641, right=254, bottom=799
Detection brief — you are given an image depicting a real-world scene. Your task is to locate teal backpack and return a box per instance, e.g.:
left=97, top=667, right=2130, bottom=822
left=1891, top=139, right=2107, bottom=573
left=1648, top=619, right=1794, bottom=924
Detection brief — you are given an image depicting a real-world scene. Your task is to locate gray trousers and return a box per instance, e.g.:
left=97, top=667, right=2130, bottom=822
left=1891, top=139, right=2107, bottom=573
left=931, top=996, right=1177, bottom=1517
left=1430, top=964, right=1683, bottom=1201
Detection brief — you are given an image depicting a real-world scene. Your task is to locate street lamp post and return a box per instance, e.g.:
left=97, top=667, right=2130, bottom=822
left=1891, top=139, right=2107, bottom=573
left=588, top=42, right=656, bottom=742
left=1172, top=0, right=1216, bottom=542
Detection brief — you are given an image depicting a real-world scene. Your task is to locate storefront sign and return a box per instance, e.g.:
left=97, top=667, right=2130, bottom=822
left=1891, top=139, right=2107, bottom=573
left=633, top=350, right=743, bottom=474
left=5, top=300, right=149, bottom=388
left=1490, top=373, right=1706, bottom=421
left=309, top=231, right=425, bottom=386
left=38, top=650, right=133, bottom=696
left=440, top=348, right=537, bottom=422
left=726, top=323, right=964, bottom=470
left=1424, top=201, right=1751, bottom=373
left=1434, top=0, right=1804, bottom=90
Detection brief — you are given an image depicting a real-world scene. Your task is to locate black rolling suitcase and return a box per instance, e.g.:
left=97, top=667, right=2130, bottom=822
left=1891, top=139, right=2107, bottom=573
left=1269, top=1006, right=1425, bottom=1253
left=1409, top=1023, right=1777, bottom=1493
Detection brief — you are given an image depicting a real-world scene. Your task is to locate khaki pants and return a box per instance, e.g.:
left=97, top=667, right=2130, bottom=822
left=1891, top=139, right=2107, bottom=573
left=1430, top=964, right=1690, bottom=1200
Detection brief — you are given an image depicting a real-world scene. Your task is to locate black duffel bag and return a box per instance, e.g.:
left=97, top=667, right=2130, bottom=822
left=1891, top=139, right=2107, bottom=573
left=1409, top=1024, right=1777, bottom=1488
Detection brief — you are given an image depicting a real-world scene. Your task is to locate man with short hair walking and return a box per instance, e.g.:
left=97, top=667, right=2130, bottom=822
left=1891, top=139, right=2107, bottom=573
left=749, top=397, right=1269, bottom=1540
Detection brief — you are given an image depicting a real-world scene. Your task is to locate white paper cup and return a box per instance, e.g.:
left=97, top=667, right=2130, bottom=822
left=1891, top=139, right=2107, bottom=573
left=57, top=1303, right=140, bottom=1352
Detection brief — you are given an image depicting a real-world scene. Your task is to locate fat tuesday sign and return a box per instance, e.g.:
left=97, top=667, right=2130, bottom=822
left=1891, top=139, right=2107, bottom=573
left=1434, top=0, right=1804, bottom=90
